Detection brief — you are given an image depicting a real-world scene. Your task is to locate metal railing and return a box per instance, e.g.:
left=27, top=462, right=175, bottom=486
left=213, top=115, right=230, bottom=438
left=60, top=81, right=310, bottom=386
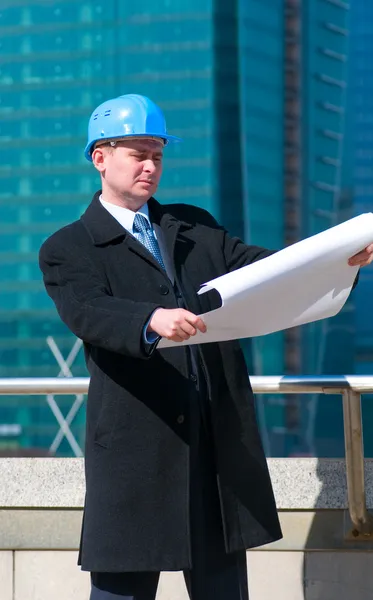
left=1, top=375, right=373, bottom=538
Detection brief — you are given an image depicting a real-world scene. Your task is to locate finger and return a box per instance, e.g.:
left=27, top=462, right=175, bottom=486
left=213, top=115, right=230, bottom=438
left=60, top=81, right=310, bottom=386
left=349, top=259, right=371, bottom=268
left=167, top=332, right=187, bottom=343
left=182, top=310, right=199, bottom=322
left=349, top=245, right=373, bottom=264
left=184, top=313, right=207, bottom=333
left=349, top=252, right=369, bottom=266
left=355, top=258, right=373, bottom=267
left=180, top=322, right=197, bottom=336
left=175, top=330, right=191, bottom=341
left=173, top=324, right=192, bottom=340
left=172, top=335, right=189, bottom=342
left=194, top=317, right=207, bottom=333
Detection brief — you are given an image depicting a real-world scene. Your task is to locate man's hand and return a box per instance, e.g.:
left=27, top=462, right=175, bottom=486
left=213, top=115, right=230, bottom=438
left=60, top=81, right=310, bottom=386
left=348, top=243, right=373, bottom=267
left=148, top=308, right=207, bottom=343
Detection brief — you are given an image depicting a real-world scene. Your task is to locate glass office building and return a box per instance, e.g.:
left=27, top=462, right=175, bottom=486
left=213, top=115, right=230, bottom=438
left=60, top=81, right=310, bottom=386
left=1, top=0, right=286, bottom=455
left=237, top=0, right=286, bottom=456
left=349, top=0, right=373, bottom=456
left=244, top=0, right=353, bottom=457
left=0, top=0, right=217, bottom=454
left=298, top=0, right=353, bottom=457
left=0, top=0, right=358, bottom=457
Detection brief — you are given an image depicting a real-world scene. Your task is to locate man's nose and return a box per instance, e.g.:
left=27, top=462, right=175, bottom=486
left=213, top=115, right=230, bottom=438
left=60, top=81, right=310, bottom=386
left=143, top=160, right=157, bottom=173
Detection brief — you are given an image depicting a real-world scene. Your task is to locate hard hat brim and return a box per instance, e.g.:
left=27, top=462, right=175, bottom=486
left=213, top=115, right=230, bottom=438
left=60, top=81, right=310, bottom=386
left=84, top=133, right=182, bottom=162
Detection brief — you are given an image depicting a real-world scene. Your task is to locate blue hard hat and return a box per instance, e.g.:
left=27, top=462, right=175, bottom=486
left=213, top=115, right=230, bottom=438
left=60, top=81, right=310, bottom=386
left=84, top=94, right=182, bottom=161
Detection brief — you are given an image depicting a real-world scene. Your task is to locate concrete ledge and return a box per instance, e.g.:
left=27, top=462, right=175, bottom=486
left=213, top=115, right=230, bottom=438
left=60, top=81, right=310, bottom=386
left=0, top=458, right=84, bottom=508
left=7, top=551, right=373, bottom=600
left=1, top=459, right=373, bottom=599
left=2, top=509, right=370, bottom=552
left=269, top=458, right=349, bottom=509
left=0, top=510, right=83, bottom=550
left=0, top=457, right=365, bottom=509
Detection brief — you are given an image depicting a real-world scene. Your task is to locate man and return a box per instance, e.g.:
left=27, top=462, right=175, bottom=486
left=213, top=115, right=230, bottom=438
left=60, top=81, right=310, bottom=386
left=39, top=94, right=373, bottom=600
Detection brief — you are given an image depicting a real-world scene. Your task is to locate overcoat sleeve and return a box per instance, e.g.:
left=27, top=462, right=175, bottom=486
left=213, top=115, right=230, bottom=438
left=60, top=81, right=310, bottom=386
left=184, top=205, right=273, bottom=271
left=39, top=237, right=163, bottom=359
left=222, top=231, right=274, bottom=272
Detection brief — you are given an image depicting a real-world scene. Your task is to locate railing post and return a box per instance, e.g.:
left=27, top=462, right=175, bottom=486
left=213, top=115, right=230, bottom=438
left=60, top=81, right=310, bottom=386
left=342, top=390, right=373, bottom=536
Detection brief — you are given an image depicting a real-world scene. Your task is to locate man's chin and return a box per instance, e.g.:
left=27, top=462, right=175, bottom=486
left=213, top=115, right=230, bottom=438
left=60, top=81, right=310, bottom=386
left=136, top=184, right=157, bottom=197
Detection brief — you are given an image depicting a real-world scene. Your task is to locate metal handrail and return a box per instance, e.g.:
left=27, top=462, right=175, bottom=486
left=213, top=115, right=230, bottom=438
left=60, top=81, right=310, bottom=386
left=1, top=375, right=373, bottom=538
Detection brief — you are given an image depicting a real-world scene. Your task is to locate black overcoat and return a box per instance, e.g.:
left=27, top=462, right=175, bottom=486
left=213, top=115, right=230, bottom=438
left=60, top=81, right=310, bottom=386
left=39, top=192, right=282, bottom=572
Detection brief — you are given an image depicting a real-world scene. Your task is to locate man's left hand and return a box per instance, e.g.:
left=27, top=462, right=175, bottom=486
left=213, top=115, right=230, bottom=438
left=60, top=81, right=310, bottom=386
left=348, top=244, right=373, bottom=267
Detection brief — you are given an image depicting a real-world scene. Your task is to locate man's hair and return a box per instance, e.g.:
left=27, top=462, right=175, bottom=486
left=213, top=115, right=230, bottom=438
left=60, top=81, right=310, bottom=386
left=94, top=136, right=165, bottom=153
left=93, top=140, right=115, bottom=154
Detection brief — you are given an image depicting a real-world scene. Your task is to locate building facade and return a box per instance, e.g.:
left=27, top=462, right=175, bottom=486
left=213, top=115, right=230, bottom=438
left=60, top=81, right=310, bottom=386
left=1, top=0, right=217, bottom=454
left=237, top=0, right=287, bottom=456
left=292, top=0, right=353, bottom=457
left=1, top=0, right=357, bottom=457
left=2, top=0, right=284, bottom=455
left=241, top=0, right=353, bottom=457
left=349, top=0, right=373, bottom=457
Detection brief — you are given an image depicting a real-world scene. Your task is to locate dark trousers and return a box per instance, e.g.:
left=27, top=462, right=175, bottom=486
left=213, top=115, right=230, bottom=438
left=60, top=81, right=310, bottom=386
left=90, top=363, right=249, bottom=600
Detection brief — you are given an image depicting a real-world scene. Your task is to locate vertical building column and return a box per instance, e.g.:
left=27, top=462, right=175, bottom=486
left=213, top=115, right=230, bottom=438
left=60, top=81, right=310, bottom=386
left=213, top=0, right=244, bottom=239
left=283, top=0, right=303, bottom=450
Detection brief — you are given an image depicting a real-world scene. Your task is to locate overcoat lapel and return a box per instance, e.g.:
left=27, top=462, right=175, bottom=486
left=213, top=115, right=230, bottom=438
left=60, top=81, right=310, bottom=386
left=81, top=192, right=186, bottom=276
left=81, top=192, right=205, bottom=314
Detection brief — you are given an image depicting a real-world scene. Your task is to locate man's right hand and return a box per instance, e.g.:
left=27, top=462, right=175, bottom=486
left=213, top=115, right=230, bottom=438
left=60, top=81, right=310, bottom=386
left=147, top=308, right=207, bottom=343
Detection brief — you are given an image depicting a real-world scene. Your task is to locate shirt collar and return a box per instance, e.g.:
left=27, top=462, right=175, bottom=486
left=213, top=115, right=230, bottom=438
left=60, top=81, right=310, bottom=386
left=99, top=195, right=150, bottom=235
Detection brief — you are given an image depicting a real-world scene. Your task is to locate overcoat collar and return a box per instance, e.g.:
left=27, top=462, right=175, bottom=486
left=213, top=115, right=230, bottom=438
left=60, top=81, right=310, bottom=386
left=80, top=191, right=191, bottom=247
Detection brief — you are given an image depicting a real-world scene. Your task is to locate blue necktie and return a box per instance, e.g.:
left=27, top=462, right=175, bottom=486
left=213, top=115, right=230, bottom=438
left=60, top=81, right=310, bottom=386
left=133, top=213, right=166, bottom=271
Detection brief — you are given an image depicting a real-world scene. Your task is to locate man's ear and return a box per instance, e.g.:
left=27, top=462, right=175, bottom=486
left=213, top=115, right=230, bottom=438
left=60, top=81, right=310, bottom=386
left=92, top=147, right=106, bottom=173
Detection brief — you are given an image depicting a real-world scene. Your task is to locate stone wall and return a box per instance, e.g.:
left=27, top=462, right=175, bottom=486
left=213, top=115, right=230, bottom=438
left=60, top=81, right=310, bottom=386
left=2, top=458, right=373, bottom=599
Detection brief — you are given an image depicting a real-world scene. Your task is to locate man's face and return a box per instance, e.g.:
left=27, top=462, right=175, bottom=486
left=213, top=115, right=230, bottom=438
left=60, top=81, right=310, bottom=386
left=92, top=138, right=164, bottom=204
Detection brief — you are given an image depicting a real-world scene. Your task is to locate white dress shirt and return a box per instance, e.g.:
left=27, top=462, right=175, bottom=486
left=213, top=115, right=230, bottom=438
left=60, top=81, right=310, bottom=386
left=100, top=196, right=151, bottom=236
left=99, top=196, right=174, bottom=281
